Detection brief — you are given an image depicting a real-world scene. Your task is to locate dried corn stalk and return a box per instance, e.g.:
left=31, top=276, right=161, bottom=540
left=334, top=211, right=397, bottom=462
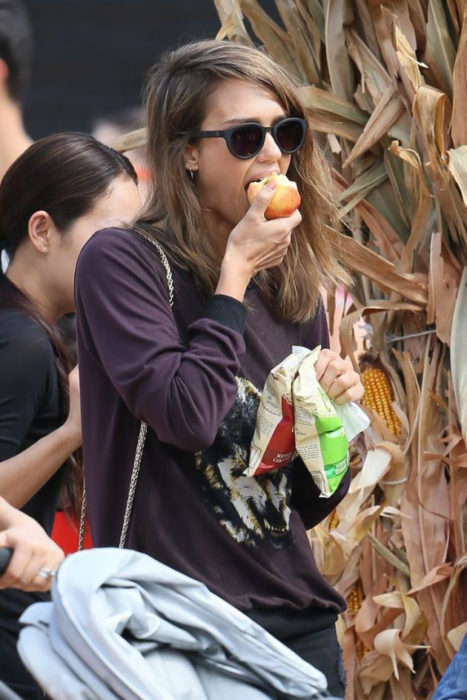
left=213, top=1, right=467, bottom=698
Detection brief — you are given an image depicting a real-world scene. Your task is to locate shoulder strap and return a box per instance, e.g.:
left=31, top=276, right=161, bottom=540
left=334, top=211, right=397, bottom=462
left=78, top=232, right=174, bottom=550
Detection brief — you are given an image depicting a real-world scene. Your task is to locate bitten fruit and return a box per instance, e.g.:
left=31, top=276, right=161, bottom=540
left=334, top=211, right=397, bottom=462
left=247, top=172, right=301, bottom=220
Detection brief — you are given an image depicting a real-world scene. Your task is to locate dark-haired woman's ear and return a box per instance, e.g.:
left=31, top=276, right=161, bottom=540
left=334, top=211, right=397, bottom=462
left=28, top=211, right=54, bottom=254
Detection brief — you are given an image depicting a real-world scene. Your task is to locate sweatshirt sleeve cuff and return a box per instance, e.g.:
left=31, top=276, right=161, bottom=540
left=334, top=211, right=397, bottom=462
left=205, top=295, right=247, bottom=335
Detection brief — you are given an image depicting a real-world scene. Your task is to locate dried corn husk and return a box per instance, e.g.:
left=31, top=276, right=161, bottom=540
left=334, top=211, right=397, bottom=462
left=212, top=1, right=467, bottom=696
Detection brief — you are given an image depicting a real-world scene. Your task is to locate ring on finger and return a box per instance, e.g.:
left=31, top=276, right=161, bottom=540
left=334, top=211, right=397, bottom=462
left=37, top=567, right=56, bottom=580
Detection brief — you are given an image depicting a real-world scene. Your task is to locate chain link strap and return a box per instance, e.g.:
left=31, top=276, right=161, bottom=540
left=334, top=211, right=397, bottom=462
left=78, top=232, right=174, bottom=551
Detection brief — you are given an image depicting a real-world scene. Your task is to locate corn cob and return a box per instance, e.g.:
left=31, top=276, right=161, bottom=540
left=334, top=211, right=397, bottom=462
left=360, top=367, right=402, bottom=436
left=328, top=509, right=339, bottom=531
left=346, top=580, right=369, bottom=660
left=347, top=579, right=365, bottom=616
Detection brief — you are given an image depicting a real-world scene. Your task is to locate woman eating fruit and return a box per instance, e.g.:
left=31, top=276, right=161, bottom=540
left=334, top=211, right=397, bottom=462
left=75, top=40, right=363, bottom=697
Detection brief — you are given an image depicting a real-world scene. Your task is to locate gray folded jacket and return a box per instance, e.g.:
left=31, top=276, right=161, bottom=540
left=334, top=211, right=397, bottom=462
left=17, top=547, right=331, bottom=700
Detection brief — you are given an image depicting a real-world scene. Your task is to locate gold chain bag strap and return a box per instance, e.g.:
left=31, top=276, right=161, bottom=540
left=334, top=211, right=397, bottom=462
left=78, top=233, right=174, bottom=550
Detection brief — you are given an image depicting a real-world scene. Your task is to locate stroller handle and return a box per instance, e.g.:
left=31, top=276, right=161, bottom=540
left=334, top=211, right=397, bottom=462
left=0, top=547, right=13, bottom=576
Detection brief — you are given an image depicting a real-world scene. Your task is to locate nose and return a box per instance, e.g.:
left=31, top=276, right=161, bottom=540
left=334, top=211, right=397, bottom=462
left=257, top=131, right=282, bottom=161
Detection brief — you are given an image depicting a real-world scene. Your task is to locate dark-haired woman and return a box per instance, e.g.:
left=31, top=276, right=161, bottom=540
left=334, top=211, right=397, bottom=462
left=0, top=131, right=140, bottom=699
left=75, top=41, right=363, bottom=697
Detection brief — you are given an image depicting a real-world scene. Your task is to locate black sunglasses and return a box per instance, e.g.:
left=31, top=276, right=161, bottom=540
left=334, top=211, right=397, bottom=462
left=188, top=117, right=307, bottom=160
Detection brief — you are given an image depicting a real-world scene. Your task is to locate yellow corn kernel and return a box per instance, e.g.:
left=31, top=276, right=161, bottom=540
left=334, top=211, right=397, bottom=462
left=361, top=368, right=401, bottom=436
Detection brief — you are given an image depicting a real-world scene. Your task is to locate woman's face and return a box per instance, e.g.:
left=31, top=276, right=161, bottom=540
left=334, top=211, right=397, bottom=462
left=189, top=79, right=293, bottom=245
left=50, top=175, right=141, bottom=316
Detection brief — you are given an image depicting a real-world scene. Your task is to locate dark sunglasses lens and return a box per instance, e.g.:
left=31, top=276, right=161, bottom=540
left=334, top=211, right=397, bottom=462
left=276, top=119, right=305, bottom=153
left=229, top=124, right=264, bottom=157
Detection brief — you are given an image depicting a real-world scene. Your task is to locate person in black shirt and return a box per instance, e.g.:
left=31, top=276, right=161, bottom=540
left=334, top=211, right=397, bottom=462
left=0, top=132, right=140, bottom=699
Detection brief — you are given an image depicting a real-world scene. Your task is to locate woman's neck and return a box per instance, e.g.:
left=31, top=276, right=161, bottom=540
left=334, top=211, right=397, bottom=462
left=6, top=258, right=60, bottom=325
left=202, top=210, right=231, bottom=264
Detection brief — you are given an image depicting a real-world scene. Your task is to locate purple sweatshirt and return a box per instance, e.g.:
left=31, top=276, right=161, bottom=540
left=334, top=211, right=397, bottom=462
left=75, top=227, right=349, bottom=615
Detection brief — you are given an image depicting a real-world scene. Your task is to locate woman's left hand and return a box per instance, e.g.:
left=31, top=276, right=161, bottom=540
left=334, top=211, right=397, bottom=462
left=314, top=349, right=364, bottom=405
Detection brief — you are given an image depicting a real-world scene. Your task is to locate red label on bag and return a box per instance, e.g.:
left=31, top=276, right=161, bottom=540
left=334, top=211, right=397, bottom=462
left=253, top=395, right=296, bottom=475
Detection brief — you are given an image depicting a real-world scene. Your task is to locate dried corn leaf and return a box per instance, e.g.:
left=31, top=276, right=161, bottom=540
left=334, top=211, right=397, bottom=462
left=373, top=589, right=426, bottom=643
left=364, top=179, right=411, bottom=240
left=327, top=228, right=428, bottom=304
left=379, top=441, right=410, bottom=506
left=447, top=621, right=467, bottom=652
left=295, top=0, right=325, bottom=42
left=343, top=87, right=404, bottom=168
left=451, top=267, right=467, bottom=443
left=341, top=626, right=358, bottom=700
left=407, top=0, right=428, bottom=53
left=401, top=338, right=452, bottom=671
left=447, top=146, right=467, bottom=207
left=382, top=149, right=412, bottom=232
left=368, top=3, right=400, bottom=79
left=424, top=0, right=456, bottom=97
left=441, top=554, right=467, bottom=658
left=427, top=233, right=460, bottom=344
left=358, top=650, right=395, bottom=693
left=214, top=0, right=253, bottom=44
left=355, top=597, right=400, bottom=651
left=393, top=23, right=425, bottom=98
left=388, top=0, right=418, bottom=50
left=310, top=523, right=347, bottom=577
left=239, top=0, right=301, bottom=78
left=353, top=0, right=380, bottom=57
left=336, top=448, right=392, bottom=532
left=388, top=140, right=432, bottom=271
left=337, top=161, right=388, bottom=215
left=275, top=0, right=322, bottom=84
left=373, top=629, right=419, bottom=678
left=305, top=112, right=362, bottom=142
left=346, top=28, right=393, bottom=103
left=412, top=85, right=447, bottom=158
left=298, top=85, right=367, bottom=125
left=339, top=301, right=421, bottom=370
left=451, top=5, right=467, bottom=147
left=407, top=564, right=454, bottom=595
left=334, top=170, right=404, bottom=261
left=113, top=127, right=147, bottom=153
left=324, top=0, right=355, bottom=101
left=346, top=505, right=385, bottom=550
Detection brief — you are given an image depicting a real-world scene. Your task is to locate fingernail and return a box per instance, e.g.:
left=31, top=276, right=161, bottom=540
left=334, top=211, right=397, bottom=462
left=267, top=180, right=277, bottom=190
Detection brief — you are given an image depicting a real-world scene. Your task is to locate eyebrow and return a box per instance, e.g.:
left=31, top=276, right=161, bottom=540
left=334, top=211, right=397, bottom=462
left=220, top=114, right=288, bottom=127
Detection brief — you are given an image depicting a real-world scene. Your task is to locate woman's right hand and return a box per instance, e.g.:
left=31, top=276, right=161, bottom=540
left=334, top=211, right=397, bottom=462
left=217, top=180, right=302, bottom=299
left=63, top=365, right=82, bottom=449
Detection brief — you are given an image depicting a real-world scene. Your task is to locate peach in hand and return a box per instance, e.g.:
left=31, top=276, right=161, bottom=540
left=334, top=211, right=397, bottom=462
left=247, top=172, right=301, bottom=220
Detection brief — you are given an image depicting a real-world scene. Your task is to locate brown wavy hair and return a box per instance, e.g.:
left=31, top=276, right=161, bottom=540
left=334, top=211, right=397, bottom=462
left=136, top=39, right=348, bottom=322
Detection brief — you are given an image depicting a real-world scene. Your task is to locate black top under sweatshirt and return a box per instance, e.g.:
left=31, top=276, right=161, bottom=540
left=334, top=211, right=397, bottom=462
left=0, top=308, right=63, bottom=633
left=75, top=228, right=350, bottom=624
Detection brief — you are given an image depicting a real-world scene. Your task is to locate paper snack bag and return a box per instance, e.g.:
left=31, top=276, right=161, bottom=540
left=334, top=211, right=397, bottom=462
left=246, top=353, right=303, bottom=476
left=293, top=347, right=348, bottom=497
